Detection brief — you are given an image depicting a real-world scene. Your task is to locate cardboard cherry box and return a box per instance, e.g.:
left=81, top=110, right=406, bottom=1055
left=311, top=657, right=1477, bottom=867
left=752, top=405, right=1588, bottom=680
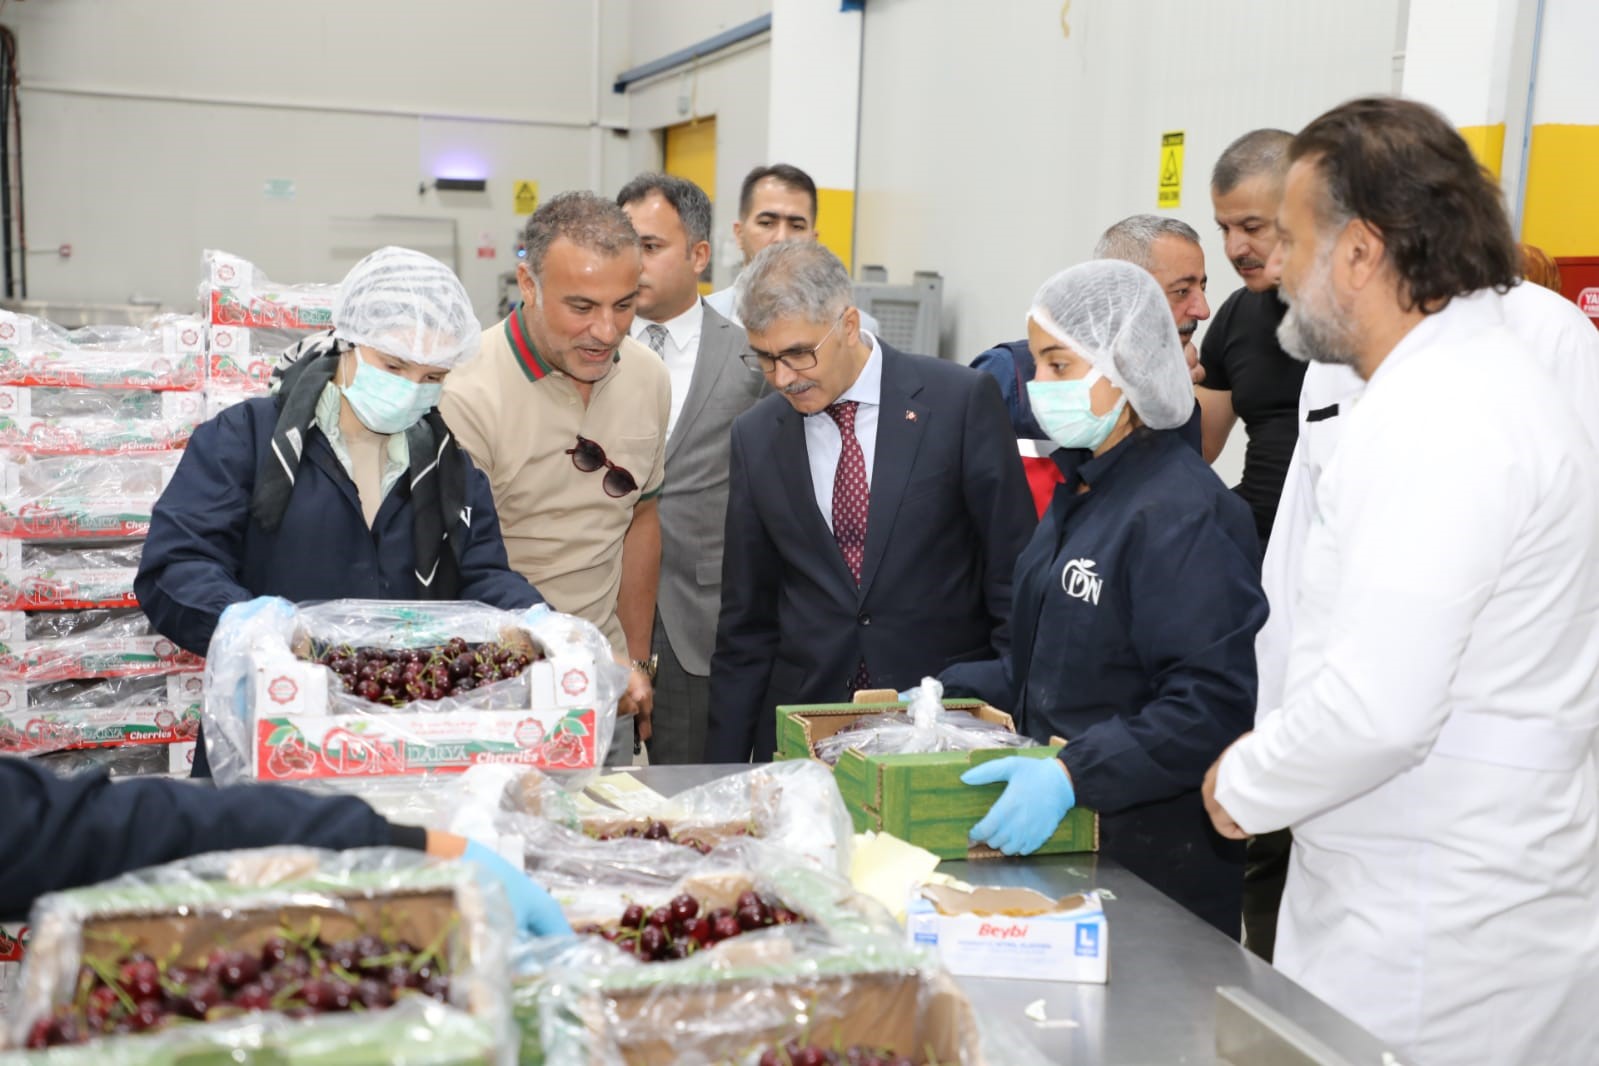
left=203, top=601, right=624, bottom=785
left=522, top=855, right=985, bottom=1066
left=775, top=695, right=1099, bottom=860
left=0, top=673, right=202, bottom=755
left=0, top=311, right=206, bottom=391
left=247, top=644, right=602, bottom=781
left=906, top=884, right=1109, bottom=984
left=544, top=962, right=980, bottom=1066
left=5, top=850, right=511, bottom=1063
left=0, top=610, right=202, bottom=683
left=497, top=761, right=852, bottom=874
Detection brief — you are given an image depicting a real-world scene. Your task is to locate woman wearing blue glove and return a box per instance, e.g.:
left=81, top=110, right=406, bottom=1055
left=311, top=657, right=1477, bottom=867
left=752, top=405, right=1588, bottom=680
left=0, top=757, right=571, bottom=938
left=942, top=260, right=1268, bottom=937
left=134, top=248, right=544, bottom=777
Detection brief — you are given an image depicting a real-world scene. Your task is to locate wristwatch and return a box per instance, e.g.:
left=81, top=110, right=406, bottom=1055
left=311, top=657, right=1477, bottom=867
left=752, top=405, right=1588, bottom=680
left=631, top=655, right=658, bottom=684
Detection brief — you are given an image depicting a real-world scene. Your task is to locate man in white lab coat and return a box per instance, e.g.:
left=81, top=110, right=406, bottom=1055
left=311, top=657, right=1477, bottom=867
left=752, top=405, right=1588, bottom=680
left=1255, top=281, right=1599, bottom=717
left=1203, top=96, right=1599, bottom=1064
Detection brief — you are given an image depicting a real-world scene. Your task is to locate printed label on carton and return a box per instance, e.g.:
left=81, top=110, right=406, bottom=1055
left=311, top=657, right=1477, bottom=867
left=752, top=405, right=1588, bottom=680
left=247, top=653, right=601, bottom=779
left=905, top=886, right=1108, bottom=983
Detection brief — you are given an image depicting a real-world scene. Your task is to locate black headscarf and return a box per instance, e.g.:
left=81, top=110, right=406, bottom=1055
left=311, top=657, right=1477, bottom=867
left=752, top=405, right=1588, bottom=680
left=248, top=332, right=466, bottom=599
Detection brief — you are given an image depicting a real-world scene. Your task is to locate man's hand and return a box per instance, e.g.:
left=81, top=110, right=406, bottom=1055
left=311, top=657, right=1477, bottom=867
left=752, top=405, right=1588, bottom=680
left=1185, top=341, right=1206, bottom=386
left=614, top=655, right=653, bottom=718
left=628, top=665, right=654, bottom=740
left=1202, top=736, right=1250, bottom=840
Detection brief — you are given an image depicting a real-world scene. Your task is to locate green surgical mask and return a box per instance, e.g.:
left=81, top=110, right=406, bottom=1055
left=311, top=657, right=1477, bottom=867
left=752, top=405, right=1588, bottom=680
left=1026, top=368, right=1126, bottom=451
left=341, top=358, right=441, bottom=434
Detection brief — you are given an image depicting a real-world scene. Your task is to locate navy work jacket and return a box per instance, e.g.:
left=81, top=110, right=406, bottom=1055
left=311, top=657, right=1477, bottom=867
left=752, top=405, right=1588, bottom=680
left=943, top=429, right=1266, bottom=935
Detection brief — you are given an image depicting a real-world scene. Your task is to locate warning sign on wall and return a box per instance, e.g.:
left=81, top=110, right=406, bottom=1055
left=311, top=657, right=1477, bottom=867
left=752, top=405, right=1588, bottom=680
left=1157, top=132, right=1184, bottom=209
left=513, top=180, right=540, bottom=216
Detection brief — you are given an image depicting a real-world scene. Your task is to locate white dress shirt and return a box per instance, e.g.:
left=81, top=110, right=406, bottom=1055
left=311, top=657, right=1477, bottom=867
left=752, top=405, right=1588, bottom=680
left=630, top=298, right=704, bottom=437
left=805, top=332, right=883, bottom=532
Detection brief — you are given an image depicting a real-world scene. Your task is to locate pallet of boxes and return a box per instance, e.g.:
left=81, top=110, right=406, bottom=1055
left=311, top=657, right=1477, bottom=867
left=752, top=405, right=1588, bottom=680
left=200, top=249, right=335, bottom=418
left=0, top=310, right=207, bottom=780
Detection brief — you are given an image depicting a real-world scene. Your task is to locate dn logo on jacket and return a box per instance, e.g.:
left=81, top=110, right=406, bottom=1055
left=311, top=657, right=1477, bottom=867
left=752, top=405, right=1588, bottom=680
left=1061, top=558, right=1102, bottom=605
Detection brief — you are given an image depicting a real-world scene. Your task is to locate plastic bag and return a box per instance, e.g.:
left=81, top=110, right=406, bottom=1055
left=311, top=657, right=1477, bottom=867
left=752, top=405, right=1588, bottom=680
left=0, top=542, right=143, bottom=610
left=0, top=453, right=180, bottom=540
left=0, top=387, right=201, bottom=457
left=202, top=600, right=624, bottom=789
left=31, top=743, right=176, bottom=780
left=517, top=876, right=1048, bottom=1066
left=813, top=679, right=1037, bottom=766
left=525, top=838, right=897, bottom=954
left=0, top=922, right=28, bottom=1023
left=0, top=313, right=205, bottom=392
left=4, top=847, right=515, bottom=1063
left=493, top=761, right=853, bottom=877
left=206, top=324, right=320, bottom=391
left=204, top=250, right=337, bottom=331
left=0, top=673, right=202, bottom=756
left=0, top=609, right=200, bottom=683
left=0, top=609, right=202, bottom=683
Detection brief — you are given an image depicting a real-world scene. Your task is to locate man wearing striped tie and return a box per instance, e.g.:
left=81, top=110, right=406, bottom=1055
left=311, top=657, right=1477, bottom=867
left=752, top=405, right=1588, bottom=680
left=705, top=242, right=1035, bottom=763
left=618, top=174, right=766, bottom=766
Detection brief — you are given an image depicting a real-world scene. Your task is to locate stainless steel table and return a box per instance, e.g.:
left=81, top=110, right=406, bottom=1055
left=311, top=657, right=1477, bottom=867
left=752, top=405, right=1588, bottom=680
left=628, top=764, right=1393, bottom=1065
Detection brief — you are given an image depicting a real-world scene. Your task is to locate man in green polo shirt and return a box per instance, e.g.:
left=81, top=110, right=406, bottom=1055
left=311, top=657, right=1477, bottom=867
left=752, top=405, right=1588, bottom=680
left=442, top=192, right=667, bottom=763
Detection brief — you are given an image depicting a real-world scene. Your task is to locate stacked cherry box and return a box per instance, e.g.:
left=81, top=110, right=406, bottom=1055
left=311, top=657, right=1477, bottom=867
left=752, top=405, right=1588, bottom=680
left=202, top=250, right=335, bottom=417
left=0, top=923, right=25, bottom=1023
left=0, top=311, right=206, bottom=774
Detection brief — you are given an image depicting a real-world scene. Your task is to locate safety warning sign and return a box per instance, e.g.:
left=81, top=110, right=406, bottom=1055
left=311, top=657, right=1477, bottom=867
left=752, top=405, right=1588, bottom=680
left=513, top=180, right=540, bottom=216
left=1158, top=132, right=1184, bottom=209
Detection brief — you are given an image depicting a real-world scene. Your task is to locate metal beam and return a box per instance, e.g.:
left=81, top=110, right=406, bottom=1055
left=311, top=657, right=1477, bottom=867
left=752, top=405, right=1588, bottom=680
left=612, top=14, right=773, bottom=93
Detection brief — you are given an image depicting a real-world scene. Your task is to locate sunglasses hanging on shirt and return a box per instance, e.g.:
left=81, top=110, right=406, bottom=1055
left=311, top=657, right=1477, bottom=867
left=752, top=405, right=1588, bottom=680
left=566, top=435, right=639, bottom=498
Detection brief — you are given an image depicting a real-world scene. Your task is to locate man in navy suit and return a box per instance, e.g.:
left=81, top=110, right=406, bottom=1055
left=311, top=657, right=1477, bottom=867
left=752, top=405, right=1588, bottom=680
left=706, top=242, right=1035, bottom=762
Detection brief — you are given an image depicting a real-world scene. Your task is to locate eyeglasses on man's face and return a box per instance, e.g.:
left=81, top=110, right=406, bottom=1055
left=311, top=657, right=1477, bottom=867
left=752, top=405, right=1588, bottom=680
left=566, top=435, right=638, bottom=498
left=739, top=311, right=846, bottom=374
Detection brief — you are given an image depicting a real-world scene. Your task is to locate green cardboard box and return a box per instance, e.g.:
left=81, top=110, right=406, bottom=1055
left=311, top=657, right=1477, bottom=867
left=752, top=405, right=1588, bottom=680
left=775, top=700, right=1099, bottom=860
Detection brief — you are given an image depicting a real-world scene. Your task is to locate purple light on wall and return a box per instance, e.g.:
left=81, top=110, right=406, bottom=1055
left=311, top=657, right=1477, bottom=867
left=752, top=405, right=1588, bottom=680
left=431, top=152, right=489, bottom=182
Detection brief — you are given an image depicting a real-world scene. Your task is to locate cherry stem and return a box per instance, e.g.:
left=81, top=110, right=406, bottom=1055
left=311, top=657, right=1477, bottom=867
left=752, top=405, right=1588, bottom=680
left=411, top=913, right=459, bottom=974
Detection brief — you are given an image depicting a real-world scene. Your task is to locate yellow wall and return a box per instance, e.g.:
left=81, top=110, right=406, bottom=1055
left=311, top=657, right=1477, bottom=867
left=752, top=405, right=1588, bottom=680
left=663, top=118, right=717, bottom=294
left=1521, top=124, right=1599, bottom=258
left=663, top=118, right=717, bottom=197
left=1458, top=123, right=1506, bottom=180
left=1455, top=121, right=1599, bottom=257
left=816, top=187, right=856, bottom=273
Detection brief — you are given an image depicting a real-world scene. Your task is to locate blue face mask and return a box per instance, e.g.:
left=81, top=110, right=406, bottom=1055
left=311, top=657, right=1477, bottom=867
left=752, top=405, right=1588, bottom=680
left=341, top=357, right=442, bottom=434
left=1026, top=368, right=1126, bottom=451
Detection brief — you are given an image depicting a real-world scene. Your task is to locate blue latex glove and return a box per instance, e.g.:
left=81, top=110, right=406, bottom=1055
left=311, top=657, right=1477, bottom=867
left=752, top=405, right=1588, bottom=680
left=519, top=603, right=551, bottom=627
left=461, top=840, right=572, bottom=938
left=962, top=756, right=1076, bottom=856
left=217, top=594, right=295, bottom=630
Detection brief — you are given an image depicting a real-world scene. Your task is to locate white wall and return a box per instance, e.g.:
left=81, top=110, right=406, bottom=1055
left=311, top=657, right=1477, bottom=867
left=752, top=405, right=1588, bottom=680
left=621, top=0, right=772, bottom=288
left=627, top=0, right=770, bottom=59
left=855, top=0, right=1405, bottom=484
left=4, top=0, right=632, bottom=325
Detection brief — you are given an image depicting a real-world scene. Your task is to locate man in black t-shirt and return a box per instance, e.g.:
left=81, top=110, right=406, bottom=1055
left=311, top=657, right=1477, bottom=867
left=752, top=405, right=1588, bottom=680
left=1197, top=129, right=1306, bottom=549
left=1198, top=128, right=1302, bottom=967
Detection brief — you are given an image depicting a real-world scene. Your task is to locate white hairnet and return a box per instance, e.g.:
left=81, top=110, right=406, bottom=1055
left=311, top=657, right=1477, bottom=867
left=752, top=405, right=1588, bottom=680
left=1028, top=259, right=1192, bottom=430
left=332, top=247, right=482, bottom=369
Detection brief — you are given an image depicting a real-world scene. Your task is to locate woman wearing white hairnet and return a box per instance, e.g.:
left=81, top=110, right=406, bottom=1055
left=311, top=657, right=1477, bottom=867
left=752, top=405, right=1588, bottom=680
left=137, top=248, right=543, bottom=777
left=942, top=260, right=1267, bottom=936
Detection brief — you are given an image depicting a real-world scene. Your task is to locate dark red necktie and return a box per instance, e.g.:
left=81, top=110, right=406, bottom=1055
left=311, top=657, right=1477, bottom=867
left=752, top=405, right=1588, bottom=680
left=827, top=401, right=870, bottom=581
left=827, top=401, right=872, bottom=692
